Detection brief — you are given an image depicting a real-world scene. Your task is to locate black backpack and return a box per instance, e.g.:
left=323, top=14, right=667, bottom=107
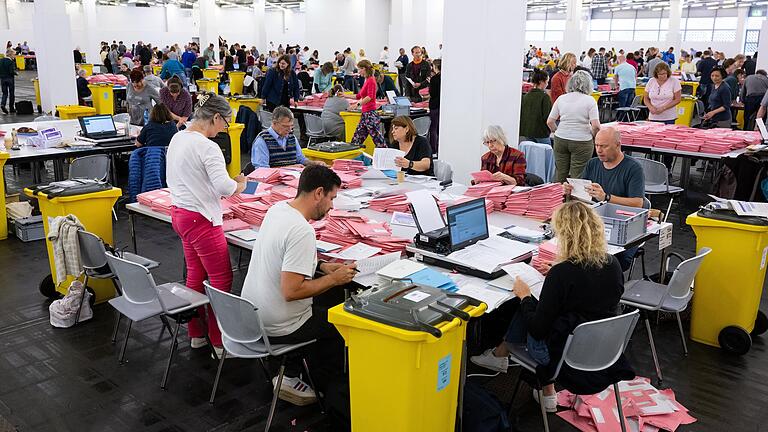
left=463, top=381, right=512, bottom=432
left=15, top=100, right=33, bottom=115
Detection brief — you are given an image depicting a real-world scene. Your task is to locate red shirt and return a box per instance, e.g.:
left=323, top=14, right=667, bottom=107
left=357, top=76, right=377, bottom=113
left=480, top=146, right=527, bottom=186
left=550, top=70, right=569, bottom=103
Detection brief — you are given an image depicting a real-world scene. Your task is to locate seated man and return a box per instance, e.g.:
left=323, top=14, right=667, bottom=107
left=241, top=164, right=356, bottom=403
left=374, top=69, right=400, bottom=100
left=563, top=126, right=645, bottom=271
left=251, top=106, right=309, bottom=168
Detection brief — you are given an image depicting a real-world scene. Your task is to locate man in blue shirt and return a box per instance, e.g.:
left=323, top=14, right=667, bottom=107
left=181, top=46, right=197, bottom=81
left=251, top=106, right=308, bottom=168
left=662, top=47, right=676, bottom=66
left=613, top=54, right=637, bottom=108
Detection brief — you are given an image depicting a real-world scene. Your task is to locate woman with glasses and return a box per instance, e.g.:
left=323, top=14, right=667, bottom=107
left=478, top=125, right=527, bottom=186
left=644, top=62, right=682, bottom=126
left=167, top=92, right=247, bottom=357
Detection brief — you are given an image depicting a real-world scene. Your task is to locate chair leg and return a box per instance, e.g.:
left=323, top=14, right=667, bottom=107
left=111, top=277, right=122, bottom=296
left=645, top=318, right=663, bottom=383
left=676, top=312, right=689, bottom=356
left=119, top=320, right=132, bottom=364
left=538, top=388, right=550, bottom=432
left=111, top=312, right=122, bottom=344
left=159, top=315, right=173, bottom=339
left=640, top=250, right=648, bottom=280
left=74, top=275, right=89, bottom=324
left=301, top=357, right=325, bottom=413
left=665, top=196, right=675, bottom=224
left=259, top=358, right=272, bottom=385
left=266, top=358, right=286, bottom=432
left=209, top=350, right=227, bottom=404
left=160, top=319, right=181, bottom=390
left=613, top=382, right=628, bottom=432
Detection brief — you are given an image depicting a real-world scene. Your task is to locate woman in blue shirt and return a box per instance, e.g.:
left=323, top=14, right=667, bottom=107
left=313, top=62, right=334, bottom=94
left=703, top=66, right=732, bottom=129
left=135, top=103, right=178, bottom=147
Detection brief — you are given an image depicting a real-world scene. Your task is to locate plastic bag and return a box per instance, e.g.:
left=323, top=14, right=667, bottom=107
left=49, top=280, right=93, bottom=328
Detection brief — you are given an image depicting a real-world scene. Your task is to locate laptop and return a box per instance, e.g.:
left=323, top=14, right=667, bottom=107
left=757, top=118, right=768, bottom=144
left=77, top=115, right=129, bottom=145
left=446, top=198, right=489, bottom=251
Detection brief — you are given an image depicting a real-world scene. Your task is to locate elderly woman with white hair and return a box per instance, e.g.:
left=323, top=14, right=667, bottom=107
left=479, top=125, right=527, bottom=186
left=546, top=70, right=601, bottom=183
left=76, top=68, right=91, bottom=105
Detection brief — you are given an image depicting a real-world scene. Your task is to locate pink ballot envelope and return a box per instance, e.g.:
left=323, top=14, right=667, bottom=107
left=470, top=170, right=495, bottom=183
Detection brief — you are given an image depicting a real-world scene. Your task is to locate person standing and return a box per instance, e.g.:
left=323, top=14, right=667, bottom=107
left=127, top=69, right=161, bottom=126
left=203, top=43, right=216, bottom=65
left=703, top=67, right=733, bottom=129
left=662, top=47, right=676, bottom=66
left=321, top=85, right=349, bottom=141
left=697, top=50, right=718, bottom=108
left=590, top=47, right=608, bottom=85
left=427, top=59, right=441, bottom=155
left=614, top=54, right=637, bottom=108
left=349, top=60, right=387, bottom=148
left=644, top=62, right=682, bottom=126
left=379, top=46, right=390, bottom=67
left=550, top=52, right=576, bottom=103
left=259, top=54, right=300, bottom=111
left=520, top=69, right=553, bottom=144
left=405, top=46, right=430, bottom=102
left=0, top=49, right=16, bottom=114
left=395, top=47, right=409, bottom=94
left=741, top=70, right=768, bottom=130
left=167, top=93, right=247, bottom=356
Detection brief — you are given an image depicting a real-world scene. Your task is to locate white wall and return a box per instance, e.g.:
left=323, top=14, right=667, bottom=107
left=305, top=0, right=365, bottom=63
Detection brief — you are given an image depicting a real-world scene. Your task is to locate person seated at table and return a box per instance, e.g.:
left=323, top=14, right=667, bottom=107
left=471, top=200, right=625, bottom=412
left=297, top=65, right=312, bottom=93
left=374, top=69, right=399, bottom=100
left=127, top=69, right=160, bottom=126
left=321, top=84, right=349, bottom=141
left=241, top=164, right=356, bottom=403
left=562, top=127, right=645, bottom=271
left=479, top=125, right=527, bottom=186
left=76, top=69, right=91, bottom=106
left=135, top=103, right=177, bottom=148
left=391, top=116, right=433, bottom=176
left=251, top=106, right=308, bottom=169
left=313, top=61, right=334, bottom=94
left=703, top=66, right=732, bottom=129
left=160, top=75, right=192, bottom=127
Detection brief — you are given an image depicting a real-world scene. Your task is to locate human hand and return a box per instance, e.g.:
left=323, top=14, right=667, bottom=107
left=394, top=156, right=409, bottom=168
left=289, top=98, right=295, bottom=106
left=562, top=182, right=573, bottom=195
left=702, top=112, right=712, bottom=120
left=587, top=183, right=606, bottom=201
left=492, top=171, right=515, bottom=185
left=513, top=276, right=532, bottom=299
left=330, top=263, right=357, bottom=285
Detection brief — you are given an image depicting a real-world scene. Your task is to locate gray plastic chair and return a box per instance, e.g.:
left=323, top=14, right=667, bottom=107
left=413, top=116, right=430, bottom=137
left=303, top=114, right=335, bottom=146
left=621, top=247, right=712, bottom=383
left=105, top=254, right=210, bottom=389
left=69, top=154, right=110, bottom=181
left=507, top=310, right=640, bottom=432
left=259, top=109, right=273, bottom=131
left=204, top=282, right=319, bottom=431
left=33, top=115, right=59, bottom=122
left=637, top=158, right=684, bottom=222
left=433, top=159, right=453, bottom=183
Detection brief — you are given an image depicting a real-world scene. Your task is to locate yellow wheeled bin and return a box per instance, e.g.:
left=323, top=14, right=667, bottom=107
left=681, top=81, right=699, bottom=98
left=227, top=96, right=262, bottom=122
left=87, top=84, right=115, bottom=115
left=197, top=78, right=219, bottom=94
left=675, top=96, right=697, bottom=126
left=23, top=187, right=122, bottom=303
left=203, top=68, right=220, bottom=80
left=79, top=64, right=94, bottom=76
left=56, top=105, right=97, bottom=119
left=15, top=56, right=24, bottom=70
left=229, top=71, right=245, bottom=95
left=0, top=151, right=8, bottom=240
left=329, top=284, right=486, bottom=432
left=302, top=148, right=363, bottom=166
left=152, top=65, right=162, bottom=76
left=226, top=123, right=244, bottom=177
left=687, top=211, right=768, bottom=354
left=33, top=78, right=41, bottom=113
left=340, top=111, right=375, bottom=155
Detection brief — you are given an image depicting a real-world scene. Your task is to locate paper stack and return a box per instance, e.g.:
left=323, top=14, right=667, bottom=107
left=318, top=210, right=411, bottom=255
left=268, top=187, right=298, bottom=203
left=470, top=170, right=496, bottom=183
left=526, top=183, right=564, bottom=220
left=230, top=201, right=272, bottom=226
left=531, top=239, right=557, bottom=275
left=486, top=184, right=519, bottom=210
left=407, top=267, right=459, bottom=292
left=137, top=188, right=170, bottom=209
left=465, top=181, right=503, bottom=197
left=336, top=172, right=363, bottom=189
left=556, top=377, right=696, bottom=432
left=223, top=218, right=251, bottom=232
left=451, top=196, right=494, bottom=214
left=247, top=167, right=283, bottom=184
left=368, top=193, right=407, bottom=212
left=333, top=159, right=366, bottom=173
left=222, top=191, right=271, bottom=207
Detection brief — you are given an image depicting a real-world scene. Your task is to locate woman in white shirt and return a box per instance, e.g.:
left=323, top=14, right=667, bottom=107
left=167, top=92, right=246, bottom=355
left=546, top=70, right=601, bottom=182
left=644, top=61, right=682, bottom=125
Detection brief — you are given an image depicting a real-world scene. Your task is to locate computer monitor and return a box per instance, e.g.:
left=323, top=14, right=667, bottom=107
left=78, top=115, right=117, bottom=138
left=394, top=96, right=412, bottom=107
left=446, top=198, right=489, bottom=250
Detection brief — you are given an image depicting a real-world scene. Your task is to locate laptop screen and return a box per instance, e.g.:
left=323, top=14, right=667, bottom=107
left=446, top=198, right=489, bottom=250
left=395, top=96, right=412, bottom=107
left=81, top=115, right=116, bottom=136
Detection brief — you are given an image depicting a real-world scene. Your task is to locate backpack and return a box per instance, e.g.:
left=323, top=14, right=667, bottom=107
left=463, top=381, right=512, bottom=432
left=15, top=100, right=34, bottom=115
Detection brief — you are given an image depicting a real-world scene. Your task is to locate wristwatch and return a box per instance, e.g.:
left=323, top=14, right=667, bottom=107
left=604, top=193, right=611, bottom=203
left=408, top=160, right=414, bottom=169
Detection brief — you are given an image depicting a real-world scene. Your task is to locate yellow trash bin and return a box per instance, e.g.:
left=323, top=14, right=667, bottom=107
left=203, top=68, right=220, bottom=80
left=79, top=64, right=94, bottom=76
left=87, top=84, right=115, bottom=115
left=340, top=111, right=376, bottom=155
left=674, top=96, right=697, bottom=126
left=687, top=211, right=768, bottom=354
left=302, top=148, right=362, bottom=166
left=227, top=97, right=262, bottom=122
left=32, top=78, right=41, bottom=113
left=385, top=72, right=398, bottom=84
left=197, top=78, right=219, bottom=94
left=229, top=71, right=246, bottom=95
left=152, top=65, right=162, bottom=76
left=226, top=123, right=244, bottom=178
left=23, top=187, right=122, bottom=302
left=0, top=151, right=8, bottom=240
left=15, top=56, right=24, bottom=70
left=329, top=298, right=486, bottom=432
left=56, top=105, right=97, bottom=119
left=681, top=81, right=699, bottom=98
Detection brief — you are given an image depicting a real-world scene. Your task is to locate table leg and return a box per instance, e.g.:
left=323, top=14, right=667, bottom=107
left=53, top=159, right=65, bottom=181
left=109, top=154, right=118, bottom=185
left=679, top=157, right=691, bottom=189
left=129, top=211, right=137, bottom=253
left=31, top=161, right=41, bottom=184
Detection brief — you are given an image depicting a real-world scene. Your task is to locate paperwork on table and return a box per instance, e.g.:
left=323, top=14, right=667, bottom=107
left=406, top=189, right=446, bottom=233
left=352, top=252, right=402, bottom=286
left=447, top=235, right=537, bottom=274
left=372, top=148, right=405, bottom=171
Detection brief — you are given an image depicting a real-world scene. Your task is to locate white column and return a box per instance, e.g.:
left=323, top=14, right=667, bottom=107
left=389, top=0, right=413, bottom=58
left=34, top=0, right=77, bottom=113
left=735, top=6, right=749, bottom=56
left=561, top=0, right=584, bottom=56
left=253, top=0, right=266, bottom=51
left=0, top=0, right=10, bottom=31
left=198, top=0, right=216, bottom=55
left=666, top=0, right=683, bottom=64
left=439, top=0, right=525, bottom=183
left=757, top=19, right=768, bottom=71
left=81, top=0, right=98, bottom=64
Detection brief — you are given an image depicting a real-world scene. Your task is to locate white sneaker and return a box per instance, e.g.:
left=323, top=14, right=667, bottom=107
left=190, top=337, right=208, bottom=349
left=470, top=348, right=509, bottom=373
left=271, top=375, right=317, bottom=406
left=532, top=389, right=558, bottom=413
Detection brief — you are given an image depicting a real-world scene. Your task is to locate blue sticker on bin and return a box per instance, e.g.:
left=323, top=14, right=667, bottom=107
left=437, top=354, right=451, bottom=391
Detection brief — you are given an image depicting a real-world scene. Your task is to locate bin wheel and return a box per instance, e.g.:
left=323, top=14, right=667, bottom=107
left=752, top=311, right=768, bottom=337
left=39, top=274, right=62, bottom=299
left=719, top=326, right=752, bottom=355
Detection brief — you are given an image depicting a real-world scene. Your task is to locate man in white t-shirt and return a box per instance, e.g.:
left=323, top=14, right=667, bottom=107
left=241, top=164, right=356, bottom=404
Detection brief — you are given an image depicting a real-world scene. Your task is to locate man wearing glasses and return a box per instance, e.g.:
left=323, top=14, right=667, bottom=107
left=250, top=106, right=308, bottom=169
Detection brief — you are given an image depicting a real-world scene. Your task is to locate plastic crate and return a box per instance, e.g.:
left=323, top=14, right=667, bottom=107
left=12, top=215, right=45, bottom=242
left=594, top=203, right=648, bottom=246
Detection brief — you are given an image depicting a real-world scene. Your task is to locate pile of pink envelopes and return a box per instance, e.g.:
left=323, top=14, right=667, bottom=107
left=556, top=377, right=696, bottom=432
left=531, top=239, right=557, bottom=275
left=615, top=122, right=759, bottom=154
left=502, top=183, right=564, bottom=220
left=333, top=159, right=366, bottom=174
left=136, top=188, right=173, bottom=215
left=316, top=210, right=410, bottom=255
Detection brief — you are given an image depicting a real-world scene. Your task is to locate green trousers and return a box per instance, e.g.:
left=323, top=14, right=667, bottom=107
left=553, top=135, right=594, bottom=183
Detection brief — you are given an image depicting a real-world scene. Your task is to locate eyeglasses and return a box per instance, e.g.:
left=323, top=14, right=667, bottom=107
left=482, top=139, right=498, bottom=146
left=219, top=113, right=230, bottom=129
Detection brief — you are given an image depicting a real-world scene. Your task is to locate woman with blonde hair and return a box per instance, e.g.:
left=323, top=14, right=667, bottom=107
left=550, top=52, right=577, bottom=103
left=471, top=201, right=624, bottom=412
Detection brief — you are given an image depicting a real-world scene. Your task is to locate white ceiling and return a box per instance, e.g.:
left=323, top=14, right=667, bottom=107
left=527, top=0, right=768, bottom=13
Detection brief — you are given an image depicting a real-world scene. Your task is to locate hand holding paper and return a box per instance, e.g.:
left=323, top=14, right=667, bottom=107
left=471, top=170, right=495, bottom=183
left=373, top=148, right=406, bottom=171
left=567, top=178, right=593, bottom=202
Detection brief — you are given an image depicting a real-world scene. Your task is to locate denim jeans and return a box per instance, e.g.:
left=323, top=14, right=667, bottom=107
left=504, top=308, right=550, bottom=365
left=615, top=246, right=640, bottom=273
left=617, top=88, right=635, bottom=108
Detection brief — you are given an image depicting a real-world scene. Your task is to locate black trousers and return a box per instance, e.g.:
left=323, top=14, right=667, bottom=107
left=1, top=78, right=14, bottom=110
left=744, top=94, right=763, bottom=131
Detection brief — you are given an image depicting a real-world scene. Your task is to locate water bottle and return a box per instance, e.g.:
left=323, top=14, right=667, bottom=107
left=143, top=109, right=149, bottom=126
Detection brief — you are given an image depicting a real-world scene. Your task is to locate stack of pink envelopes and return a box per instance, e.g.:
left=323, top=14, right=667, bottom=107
left=531, top=239, right=557, bottom=275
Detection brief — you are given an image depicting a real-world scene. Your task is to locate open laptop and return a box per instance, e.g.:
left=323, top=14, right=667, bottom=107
left=446, top=198, right=489, bottom=251
left=757, top=118, right=768, bottom=144
left=77, top=115, right=129, bottom=146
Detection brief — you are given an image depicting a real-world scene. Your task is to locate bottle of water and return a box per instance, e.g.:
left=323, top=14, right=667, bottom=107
left=143, top=108, right=149, bottom=125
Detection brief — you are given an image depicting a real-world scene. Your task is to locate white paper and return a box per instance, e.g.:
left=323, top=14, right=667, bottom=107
left=447, top=245, right=506, bottom=274
left=404, top=175, right=433, bottom=184
left=316, top=240, right=342, bottom=253
left=343, top=188, right=375, bottom=198
left=501, top=262, right=545, bottom=299
left=403, top=290, right=430, bottom=302
left=360, top=168, right=390, bottom=179
left=390, top=211, right=417, bottom=227
left=728, top=200, right=768, bottom=218
left=477, top=235, right=538, bottom=260
left=373, top=148, right=405, bottom=171
left=386, top=90, right=398, bottom=104
left=488, top=225, right=506, bottom=236
left=353, top=252, right=401, bottom=286
left=377, top=259, right=426, bottom=279
left=607, top=244, right=626, bottom=255
left=406, top=77, right=416, bottom=87
left=332, top=194, right=362, bottom=211
left=455, top=284, right=512, bottom=310
left=406, top=189, right=446, bottom=233
left=658, top=223, right=673, bottom=250
left=228, top=229, right=259, bottom=242
left=325, top=242, right=381, bottom=260
left=506, top=225, right=545, bottom=240
left=567, top=178, right=593, bottom=202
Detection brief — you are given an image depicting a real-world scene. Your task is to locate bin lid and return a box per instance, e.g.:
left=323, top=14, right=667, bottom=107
left=688, top=209, right=768, bottom=231
left=334, top=281, right=482, bottom=340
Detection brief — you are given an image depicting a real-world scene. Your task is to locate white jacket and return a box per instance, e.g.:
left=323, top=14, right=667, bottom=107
left=47, top=215, right=84, bottom=285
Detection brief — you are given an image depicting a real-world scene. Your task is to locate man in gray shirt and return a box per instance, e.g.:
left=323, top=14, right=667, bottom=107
left=645, top=47, right=664, bottom=79
left=744, top=70, right=768, bottom=130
